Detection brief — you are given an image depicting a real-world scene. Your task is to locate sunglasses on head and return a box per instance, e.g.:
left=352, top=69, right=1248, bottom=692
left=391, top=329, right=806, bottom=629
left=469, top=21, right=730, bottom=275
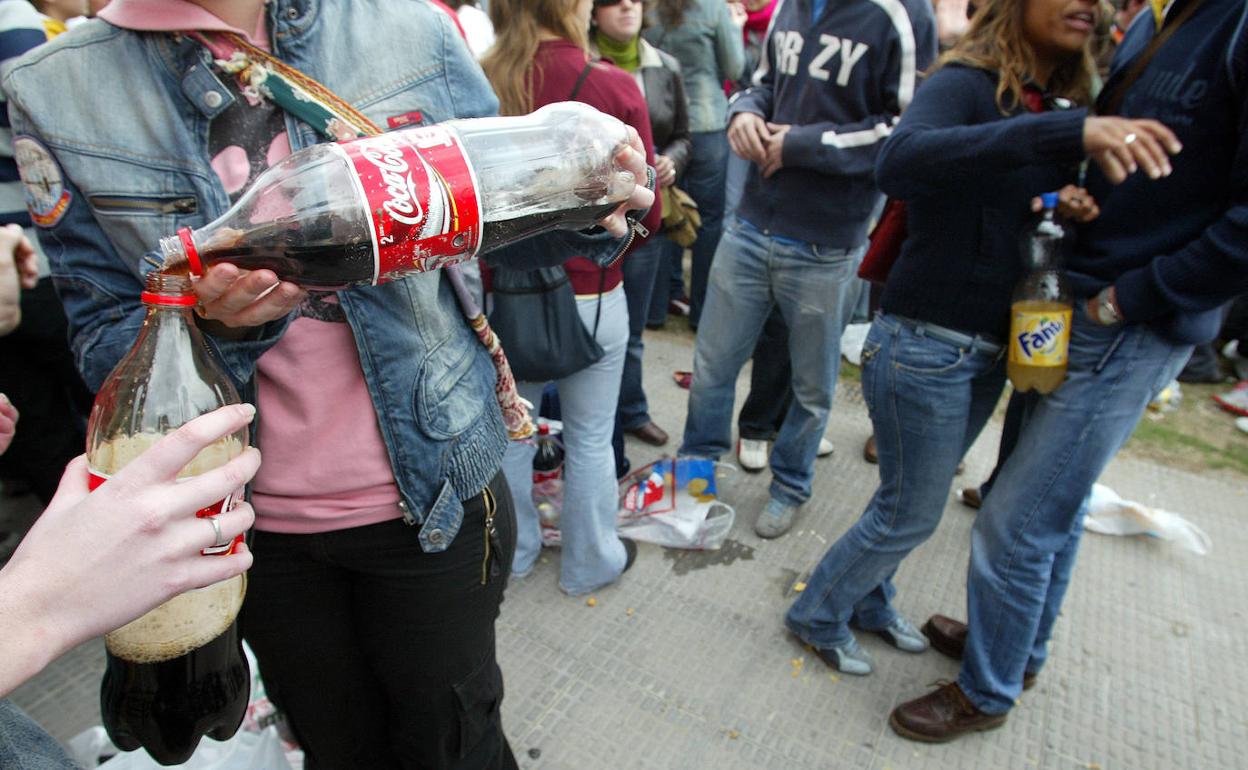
left=594, top=0, right=639, bottom=7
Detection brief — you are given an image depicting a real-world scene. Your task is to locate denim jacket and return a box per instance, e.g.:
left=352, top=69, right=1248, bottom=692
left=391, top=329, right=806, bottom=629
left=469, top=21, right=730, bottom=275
left=3, top=0, right=621, bottom=549
left=643, top=0, right=744, bottom=133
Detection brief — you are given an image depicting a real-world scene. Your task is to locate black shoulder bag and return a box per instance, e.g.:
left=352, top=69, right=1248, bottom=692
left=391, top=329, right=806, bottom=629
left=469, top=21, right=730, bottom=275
left=487, top=60, right=607, bottom=382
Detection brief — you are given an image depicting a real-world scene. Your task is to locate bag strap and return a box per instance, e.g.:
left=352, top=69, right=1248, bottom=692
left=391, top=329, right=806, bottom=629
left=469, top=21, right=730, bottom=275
left=569, top=59, right=596, bottom=100
left=1100, top=0, right=1205, bottom=115
left=195, top=31, right=535, bottom=439
left=568, top=59, right=608, bottom=339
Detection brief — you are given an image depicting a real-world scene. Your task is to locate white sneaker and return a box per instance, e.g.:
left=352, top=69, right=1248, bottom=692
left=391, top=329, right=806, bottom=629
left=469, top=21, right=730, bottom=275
left=1237, top=417, right=1248, bottom=435
left=817, top=437, right=835, bottom=457
left=737, top=438, right=768, bottom=472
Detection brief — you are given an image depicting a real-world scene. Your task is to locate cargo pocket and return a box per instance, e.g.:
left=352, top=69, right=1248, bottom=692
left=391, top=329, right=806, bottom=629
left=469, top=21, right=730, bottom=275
left=452, top=657, right=504, bottom=760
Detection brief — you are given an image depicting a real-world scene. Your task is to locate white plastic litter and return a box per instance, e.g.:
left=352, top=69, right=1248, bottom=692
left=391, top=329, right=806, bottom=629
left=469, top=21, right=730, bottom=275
left=1084, top=483, right=1212, bottom=555
left=68, top=727, right=290, bottom=770
left=840, top=323, right=872, bottom=367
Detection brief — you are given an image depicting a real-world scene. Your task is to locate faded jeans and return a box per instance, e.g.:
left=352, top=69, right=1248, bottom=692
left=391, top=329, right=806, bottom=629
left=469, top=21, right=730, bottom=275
left=503, top=286, right=630, bottom=595
left=785, top=313, right=1006, bottom=647
left=960, top=303, right=1193, bottom=714
left=679, top=218, right=864, bottom=505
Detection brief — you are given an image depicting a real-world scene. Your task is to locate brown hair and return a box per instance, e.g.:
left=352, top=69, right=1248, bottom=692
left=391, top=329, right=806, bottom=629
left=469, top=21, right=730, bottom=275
left=651, top=0, right=690, bottom=29
left=935, top=0, right=1095, bottom=112
left=483, top=0, right=591, bottom=116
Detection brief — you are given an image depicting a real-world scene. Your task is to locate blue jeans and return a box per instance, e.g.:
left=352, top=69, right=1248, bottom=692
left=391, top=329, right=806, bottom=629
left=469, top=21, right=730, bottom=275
left=502, top=287, right=630, bottom=595
left=785, top=314, right=1007, bottom=647
left=647, top=237, right=684, bottom=326
left=0, top=700, right=77, bottom=769
left=685, top=130, right=729, bottom=327
left=618, top=239, right=662, bottom=430
left=679, top=218, right=864, bottom=506
left=959, top=303, right=1193, bottom=714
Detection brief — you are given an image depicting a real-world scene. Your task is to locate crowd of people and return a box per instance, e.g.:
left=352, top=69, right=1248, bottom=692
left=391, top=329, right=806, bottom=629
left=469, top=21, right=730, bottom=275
left=0, top=0, right=1245, bottom=766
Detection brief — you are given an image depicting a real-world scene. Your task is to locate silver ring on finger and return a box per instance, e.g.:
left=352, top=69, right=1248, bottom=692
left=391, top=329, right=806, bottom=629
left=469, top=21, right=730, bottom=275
left=205, top=516, right=228, bottom=548
left=1123, top=132, right=1138, bottom=145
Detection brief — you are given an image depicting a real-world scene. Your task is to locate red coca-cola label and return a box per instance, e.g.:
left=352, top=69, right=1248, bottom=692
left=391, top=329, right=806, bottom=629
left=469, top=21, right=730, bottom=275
left=88, top=469, right=241, bottom=556
left=332, top=125, right=482, bottom=284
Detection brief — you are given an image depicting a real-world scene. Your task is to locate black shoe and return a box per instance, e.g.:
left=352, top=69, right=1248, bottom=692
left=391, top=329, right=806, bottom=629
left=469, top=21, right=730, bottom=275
left=621, top=537, right=638, bottom=573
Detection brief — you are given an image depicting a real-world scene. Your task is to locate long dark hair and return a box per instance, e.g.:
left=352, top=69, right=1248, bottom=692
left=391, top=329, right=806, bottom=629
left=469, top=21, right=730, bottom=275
left=935, top=0, right=1095, bottom=112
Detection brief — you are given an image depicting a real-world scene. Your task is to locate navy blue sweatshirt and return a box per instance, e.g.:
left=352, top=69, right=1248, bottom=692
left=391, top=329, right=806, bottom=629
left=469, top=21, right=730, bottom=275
left=729, top=0, right=936, bottom=248
left=876, top=65, right=1087, bottom=338
left=1072, top=0, right=1248, bottom=344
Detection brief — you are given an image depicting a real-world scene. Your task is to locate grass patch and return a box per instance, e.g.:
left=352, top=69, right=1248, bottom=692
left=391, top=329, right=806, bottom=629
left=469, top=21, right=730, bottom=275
left=1126, top=412, right=1248, bottom=475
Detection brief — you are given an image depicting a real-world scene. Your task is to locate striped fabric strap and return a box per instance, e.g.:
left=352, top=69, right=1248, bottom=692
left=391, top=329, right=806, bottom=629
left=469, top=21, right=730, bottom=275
left=194, top=31, right=534, bottom=439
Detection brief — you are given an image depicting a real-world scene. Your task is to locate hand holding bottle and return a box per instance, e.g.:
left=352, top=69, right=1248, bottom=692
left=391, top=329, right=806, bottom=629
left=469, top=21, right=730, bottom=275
left=0, top=405, right=258, bottom=698
left=600, top=125, right=656, bottom=237
left=190, top=262, right=307, bottom=330
left=1031, top=184, right=1099, bottom=223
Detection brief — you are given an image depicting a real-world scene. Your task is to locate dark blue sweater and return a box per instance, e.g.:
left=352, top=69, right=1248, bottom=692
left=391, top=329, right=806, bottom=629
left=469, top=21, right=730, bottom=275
left=729, top=0, right=936, bottom=248
left=876, top=65, right=1087, bottom=338
left=1072, top=0, right=1248, bottom=344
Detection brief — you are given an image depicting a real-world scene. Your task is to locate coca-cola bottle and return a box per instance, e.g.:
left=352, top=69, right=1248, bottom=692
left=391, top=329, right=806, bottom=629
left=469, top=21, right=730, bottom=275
left=87, top=272, right=251, bottom=766
left=158, top=102, right=638, bottom=288
left=532, top=423, right=565, bottom=484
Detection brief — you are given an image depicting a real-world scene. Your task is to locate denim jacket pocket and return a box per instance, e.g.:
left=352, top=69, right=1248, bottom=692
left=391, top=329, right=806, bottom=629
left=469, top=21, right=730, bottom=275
left=416, top=335, right=487, bottom=440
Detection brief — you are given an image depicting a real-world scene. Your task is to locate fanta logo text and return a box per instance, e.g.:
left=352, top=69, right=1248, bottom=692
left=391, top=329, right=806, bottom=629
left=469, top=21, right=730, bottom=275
left=1016, top=318, right=1065, bottom=359
left=360, top=139, right=425, bottom=227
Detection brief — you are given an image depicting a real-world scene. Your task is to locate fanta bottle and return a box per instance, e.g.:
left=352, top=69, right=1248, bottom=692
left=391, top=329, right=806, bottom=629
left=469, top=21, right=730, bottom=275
left=1008, top=192, right=1072, bottom=394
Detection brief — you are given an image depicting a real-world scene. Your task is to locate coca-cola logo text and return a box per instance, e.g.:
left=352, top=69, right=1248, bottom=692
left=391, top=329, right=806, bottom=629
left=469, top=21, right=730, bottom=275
left=360, top=138, right=425, bottom=227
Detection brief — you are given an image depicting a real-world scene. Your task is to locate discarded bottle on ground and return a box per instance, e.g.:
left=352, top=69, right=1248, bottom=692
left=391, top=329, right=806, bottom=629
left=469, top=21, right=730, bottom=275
left=158, top=102, right=637, bottom=288
left=532, top=423, right=565, bottom=484
left=87, top=272, right=250, bottom=766
left=1008, top=192, right=1072, bottom=394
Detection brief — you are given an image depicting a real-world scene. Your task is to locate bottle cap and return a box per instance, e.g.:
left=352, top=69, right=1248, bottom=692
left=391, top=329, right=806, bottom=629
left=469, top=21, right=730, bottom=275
left=1040, top=192, right=1059, bottom=209
left=177, top=227, right=204, bottom=277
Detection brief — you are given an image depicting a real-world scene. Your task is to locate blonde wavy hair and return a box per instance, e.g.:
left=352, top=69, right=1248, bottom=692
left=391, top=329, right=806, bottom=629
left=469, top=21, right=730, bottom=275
left=483, top=0, right=591, bottom=116
left=936, top=0, right=1095, bottom=113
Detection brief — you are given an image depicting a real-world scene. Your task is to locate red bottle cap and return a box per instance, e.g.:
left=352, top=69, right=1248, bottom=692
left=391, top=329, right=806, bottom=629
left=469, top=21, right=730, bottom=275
left=178, top=226, right=204, bottom=277
left=140, top=291, right=197, bottom=306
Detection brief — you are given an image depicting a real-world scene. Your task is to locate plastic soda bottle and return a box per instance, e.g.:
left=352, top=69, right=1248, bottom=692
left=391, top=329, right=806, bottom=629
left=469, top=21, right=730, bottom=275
left=532, top=423, right=565, bottom=483
left=1008, top=192, right=1072, bottom=394
left=157, top=102, right=638, bottom=288
left=87, top=272, right=251, bottom=765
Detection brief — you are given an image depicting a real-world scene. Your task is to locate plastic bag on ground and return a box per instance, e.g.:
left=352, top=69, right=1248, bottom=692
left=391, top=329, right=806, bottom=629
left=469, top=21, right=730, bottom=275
left=840, top=323, right=872, bottom=367
left=616, top=458, right=735, bottom=550
left=1084, top=483, right=1212, bottom=555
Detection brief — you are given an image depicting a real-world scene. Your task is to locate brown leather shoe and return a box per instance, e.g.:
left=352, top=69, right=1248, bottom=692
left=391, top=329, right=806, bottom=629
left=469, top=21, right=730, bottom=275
left=627, top=421, right=669, bottom=447
left=863, top=434, right=878, bottom=464
left=922, top=615, right=1037, bottom=690
left=923, top=614, right=968, bottom=660
left=889, top=681, right=1007, bottom=743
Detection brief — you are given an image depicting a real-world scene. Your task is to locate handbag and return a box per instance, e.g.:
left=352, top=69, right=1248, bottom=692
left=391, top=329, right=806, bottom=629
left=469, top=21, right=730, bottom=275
left=661, top=184, right=701, bottom=247
left=485, top=60, right=607, bottom=383
left=857, top=197, right=908, bottom=285
left=488, top=265, right=606, bottom=382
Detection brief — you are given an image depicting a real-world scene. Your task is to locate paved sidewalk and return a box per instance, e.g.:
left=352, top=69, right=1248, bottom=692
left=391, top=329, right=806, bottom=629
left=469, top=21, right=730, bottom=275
left=9, top=325, right=1248, bottom=769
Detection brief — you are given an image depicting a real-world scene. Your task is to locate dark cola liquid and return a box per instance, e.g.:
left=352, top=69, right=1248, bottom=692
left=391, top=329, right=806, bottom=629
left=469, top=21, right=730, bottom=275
left=480, top=200, right=624, bottom=253
left=200, top=240, right=376, bottom=290
left=101, top=623, right=250, bottom=766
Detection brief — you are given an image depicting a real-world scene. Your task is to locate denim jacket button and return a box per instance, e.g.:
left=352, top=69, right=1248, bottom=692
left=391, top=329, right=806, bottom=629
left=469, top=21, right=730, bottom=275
left=202, top=90, right=224, bottom=109
left=427, top=528, right=445, bottom=545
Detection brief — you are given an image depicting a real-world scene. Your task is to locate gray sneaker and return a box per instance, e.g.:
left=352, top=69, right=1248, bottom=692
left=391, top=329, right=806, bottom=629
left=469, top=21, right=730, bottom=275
left=754, top=497, right=798, bottom=538
left=863, top=615, right=930, bottom=653
left=813, top=635, right=874, bottom=676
